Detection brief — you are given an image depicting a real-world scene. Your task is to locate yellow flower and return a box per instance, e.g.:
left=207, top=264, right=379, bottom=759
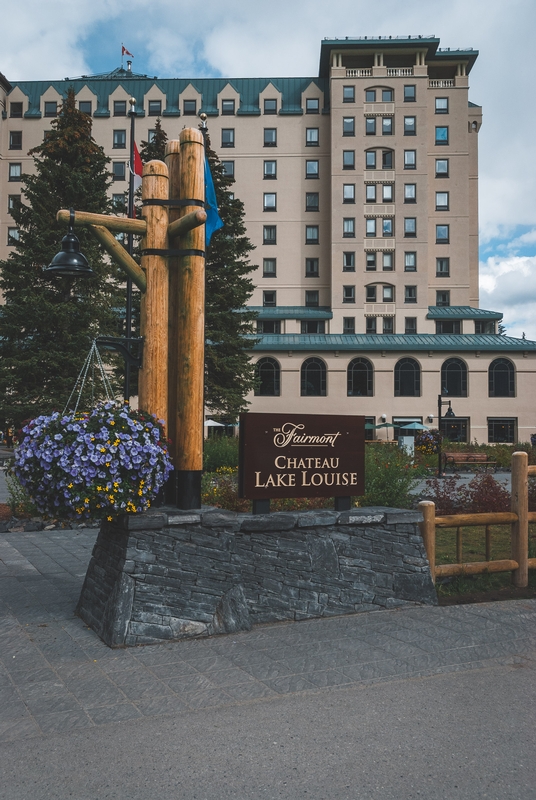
left=68, top=483, right=73, bottom=488
left=100, top=448, right=106, bottom=453
left=110, top=421, right=115, bottom=426
left=107, top=516, right=113, bottom=521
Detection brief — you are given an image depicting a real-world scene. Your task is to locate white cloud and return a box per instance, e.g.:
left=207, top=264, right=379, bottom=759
left=479, top=255, right=536, bottom=340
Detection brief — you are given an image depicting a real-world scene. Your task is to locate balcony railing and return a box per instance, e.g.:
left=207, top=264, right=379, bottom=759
left=429, top=79, right=455, bottom=88
left=386, top=68, right=414, bottom=77
left=346, top=68, right=372, bottom=77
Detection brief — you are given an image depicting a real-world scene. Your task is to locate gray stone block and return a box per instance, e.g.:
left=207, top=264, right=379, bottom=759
left=307, top=534, right=339, bottom=576
left=213, top=584, right=251, bottom=633
left=240, top=513, right=296, bottom=532
left=119, top=513, right=167, bottom=531
left=393, top=572, right=437, bottom=605
left=201, top=511, right=240, bottom=530
left=297, top=511, right=339, bottom=528
left=167, top=514, right=201, bottom=526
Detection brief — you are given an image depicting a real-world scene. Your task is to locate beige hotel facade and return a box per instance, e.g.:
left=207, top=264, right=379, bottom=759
left=0, top=37, right=534, bottom=442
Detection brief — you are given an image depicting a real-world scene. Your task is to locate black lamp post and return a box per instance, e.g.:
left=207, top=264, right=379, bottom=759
left=123, top=95, right=137, bottom=404
left=44, top=208, right=94, bottom=278
left=437, top=393, right=455, bottom=477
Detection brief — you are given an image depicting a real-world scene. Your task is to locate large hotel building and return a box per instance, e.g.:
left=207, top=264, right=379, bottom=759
left=1, top=37, right=534, bottom=442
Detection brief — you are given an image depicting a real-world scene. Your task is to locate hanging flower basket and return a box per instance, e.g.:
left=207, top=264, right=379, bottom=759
left=13, top=403, right=173, bottom=522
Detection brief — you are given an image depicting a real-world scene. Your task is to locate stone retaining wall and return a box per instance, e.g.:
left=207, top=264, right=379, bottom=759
left=76, top=506, right=437, bottom=647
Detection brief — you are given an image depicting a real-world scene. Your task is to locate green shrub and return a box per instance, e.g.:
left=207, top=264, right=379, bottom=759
left=203, top=436, right=239, bottom=472
left=5, top=470, right=39, bottom=517
left=361, top=444, right=424, bottom=509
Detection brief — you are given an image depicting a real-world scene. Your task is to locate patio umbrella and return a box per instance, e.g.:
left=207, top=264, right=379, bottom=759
left=205, top=419, right=225, bottom=427
left=364, top=423, right=376, bottom=430
left=399, top=422, right=430, bottom=431
left=375, top=422, right=396, bottom=428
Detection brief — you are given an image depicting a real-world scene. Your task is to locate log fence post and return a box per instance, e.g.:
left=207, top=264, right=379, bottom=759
left=418, top=500, right=436, bottom=583
left=511, top=451, right=529, bottom=588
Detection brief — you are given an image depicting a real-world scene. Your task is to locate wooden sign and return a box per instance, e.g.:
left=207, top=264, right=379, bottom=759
left=239, top=413, right=365, bottom=499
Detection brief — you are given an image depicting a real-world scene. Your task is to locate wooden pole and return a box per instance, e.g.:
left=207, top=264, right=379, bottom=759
left=435, top=559, right=519, bottom=578
left=418, top=500, right=436, bottom=583
left=176, top=128, right=205, bottom=509
left=168, top=209, right=207, bottom=239
left=511, top=451, right=529, bottom=588
left=89, top=225, right=146, bottom=292
left=57, top=208, right=146, bottom=235
left=138, top=160, right=169, bottom=427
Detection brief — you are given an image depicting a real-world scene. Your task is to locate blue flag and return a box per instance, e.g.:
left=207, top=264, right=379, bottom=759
left=204, top=157, right=224, bottom=246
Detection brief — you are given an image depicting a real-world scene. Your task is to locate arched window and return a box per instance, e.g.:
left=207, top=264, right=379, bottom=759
left=301, top=357, right=327, bottom=396
left=394, top=357, right=421, bottom=397
left=254, top=357, right=280, bottom=396
left=489, top=358, right=515, bottom=397
left=347, top=358, right=373, bottom=396
left=441, top=358, right=467, bottom=397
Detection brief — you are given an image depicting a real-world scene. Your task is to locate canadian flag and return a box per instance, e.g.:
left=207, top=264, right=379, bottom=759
left=132, top=141, right=143, bottom=194
left=122, top=45, right=134, bottom=57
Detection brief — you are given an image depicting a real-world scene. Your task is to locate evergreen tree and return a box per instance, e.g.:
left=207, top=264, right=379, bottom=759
left=0, top=89, right=123, bottom=428
left=139, top=118, right=168, bottom=163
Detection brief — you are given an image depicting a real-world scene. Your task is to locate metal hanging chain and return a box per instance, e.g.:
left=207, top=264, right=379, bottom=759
left=63, top=339, right=116, bottom=416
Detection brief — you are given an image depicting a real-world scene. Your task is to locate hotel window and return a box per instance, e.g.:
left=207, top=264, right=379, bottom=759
left=436, top=257, right=450, bottom=277
left=365, top=117, right=376, bottom=135
left=264, top=160, right=277, bottom=179
left=222, top=99, right=235, bottom=115
left=383, top=285, right=394, bottom=302
left=366, top=286, right=377, bottom=302
left=263, top=193, right=276, bottom=211
left=343, top=85, right=355, bottom=103
left=365, top=185, right=376, bottom=202
left=306, top=159, right=319, bottom=178
left=404, top=218, right=416, bottom=237
left=382, top=150, right=393, bottom=169
left=404, top=85, right=416, bottom=102
left=305, top=290, right=319, bottom=307
left=436, top=191, right=449, bottom=210
left=395, top=358, right=421, bottom=397
left=344, top=184, right=356, bottom=203
left=343, top=117, right=355, bottom=136
left=264, top=98, right=277, bottom=114
left=222, top=128, right=235, bottom=147
left=306, top=97, right=319, bottom=113
left=436, top=320, right=460, bottom=334
left=112, top=162, right=126, bottom=181
left=10, top=102, right=23, bottom=117
left=305, top=192, right=319, bottom=211
left=301, top=321, right=325, bottom=334
left=343, top=286, right=356, bottom=303
left=404, top=286, right=417, bottom=303
left=343, top=150, right=356, bottom=170
left=382, top=117, right=393, bottom=135
left=404, top=117, right=416, bottom=135
left=436, top=290, right=450, bottom=307
left=44, top=101, right=57, bottom=117
left=263, top=225, right=276, bottom=245
left=435, top=126, right=449, bottom=145
left=365, top=151, right=376, bottom=169
left=183, top=99, right=196, bottom=115
left=343, top=218, right=355, bottom=238
left=222, top=160, right=234, bottom=177
left=488, top=360, right=515, bottom=398
left=405, top=317, right=417, bottom=334
left=148, top=130, right=157, bottom=144
left=382, top=184, right=393, bottom=202
left=7, top=227, right=19, bottom=245
left=113, top=100, right=127, bottom=116
left=365, top=89, right=376, bottom=102
left=435, top=97, right=449, bottom=114
left=343, top=252, right=355, bottom=272
left=366, top=252, right=376, bottom=271
left=404, top=184, right=416, bottom=203
left=382, top=218, right=393, bottom=237
left=382, top=89, right=393, bottom=101
left=488, top=419, right=516, bottom=443
left=404, top=252, right=417, bottom=272
left=476, top=321, right=496, bottom=334
left=8, top=194, right=20, bottom=213
left=148, top=100, right=162, bottom=116
left=306, top=128, right=319, bottom=146
left=113, top=130, right=126, bottom=149
left=366, top=317, right=377, bottom=334
left=382, top=252, right=393, bottom=271
left=343, top=317, right=356, bottom=334
left=436, top=224, right=450, bottom=243
left=79, top=101, right=92, bottom=115
left=9, top=131, right=22, bottom=150
left=305, top=258, right=319, bottom=277
left=301, top=357, right=326, bottom=397
left=263, top=258, right=277, bottom=277
left=404, top=150, right=416, bottom=170
left=256, top=321, right=281, bottom=335
left=112, top=193, right=126, bottom=212
left=383, top=317, right=394, bottom=334
left=263, top=290, right=276, bottom=307
left=264, top=128, right=277, bottom=146
left=255, top=357, right=281, bottom=396
left=435, top=158, right=449, bottom=177
left=366, top=219, right=376, bottom=237
left=305, top=225, right=319, bottom=244
left=8, top=163, right=22, bottom=181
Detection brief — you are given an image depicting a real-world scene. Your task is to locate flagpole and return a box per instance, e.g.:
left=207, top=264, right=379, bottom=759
left=124, top=95, right=136, bottom=403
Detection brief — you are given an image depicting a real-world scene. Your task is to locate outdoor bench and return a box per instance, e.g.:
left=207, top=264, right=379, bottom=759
left=442, top=452, right=496, bottom=473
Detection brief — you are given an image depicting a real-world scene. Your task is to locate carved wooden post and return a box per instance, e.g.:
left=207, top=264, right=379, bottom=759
left=511, top=451, right=528, bottom=588
left=138, top=160, right=169, bottom=425
left=418, top=500, right=436, bottom=583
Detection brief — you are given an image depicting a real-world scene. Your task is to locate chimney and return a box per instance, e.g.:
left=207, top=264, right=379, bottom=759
left=127, top=60, right=132, bottom=72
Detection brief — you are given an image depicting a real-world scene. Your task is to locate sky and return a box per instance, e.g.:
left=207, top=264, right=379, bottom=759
left=3, top=0, right=535, bottom=339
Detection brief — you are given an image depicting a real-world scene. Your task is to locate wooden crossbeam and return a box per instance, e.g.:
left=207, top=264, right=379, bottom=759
left=89, top=225, right=146, bottom=293
left=57, top=209, right=147, bottom=235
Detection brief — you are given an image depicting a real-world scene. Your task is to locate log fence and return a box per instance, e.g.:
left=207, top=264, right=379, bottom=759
left=419, top=451, right=536, bottom=588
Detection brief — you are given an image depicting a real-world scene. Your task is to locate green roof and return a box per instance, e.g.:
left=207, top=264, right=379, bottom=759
left=10, top=75, right=328, bottom=119
left=426, top=306, right=503, bottom=320
left=250, top=306, right=333, bottom=320
left=250, top=334, right=536, bottom=352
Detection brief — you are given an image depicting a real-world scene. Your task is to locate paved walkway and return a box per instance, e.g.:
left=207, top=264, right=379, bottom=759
left=0, top=526, right=535, bottom=799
